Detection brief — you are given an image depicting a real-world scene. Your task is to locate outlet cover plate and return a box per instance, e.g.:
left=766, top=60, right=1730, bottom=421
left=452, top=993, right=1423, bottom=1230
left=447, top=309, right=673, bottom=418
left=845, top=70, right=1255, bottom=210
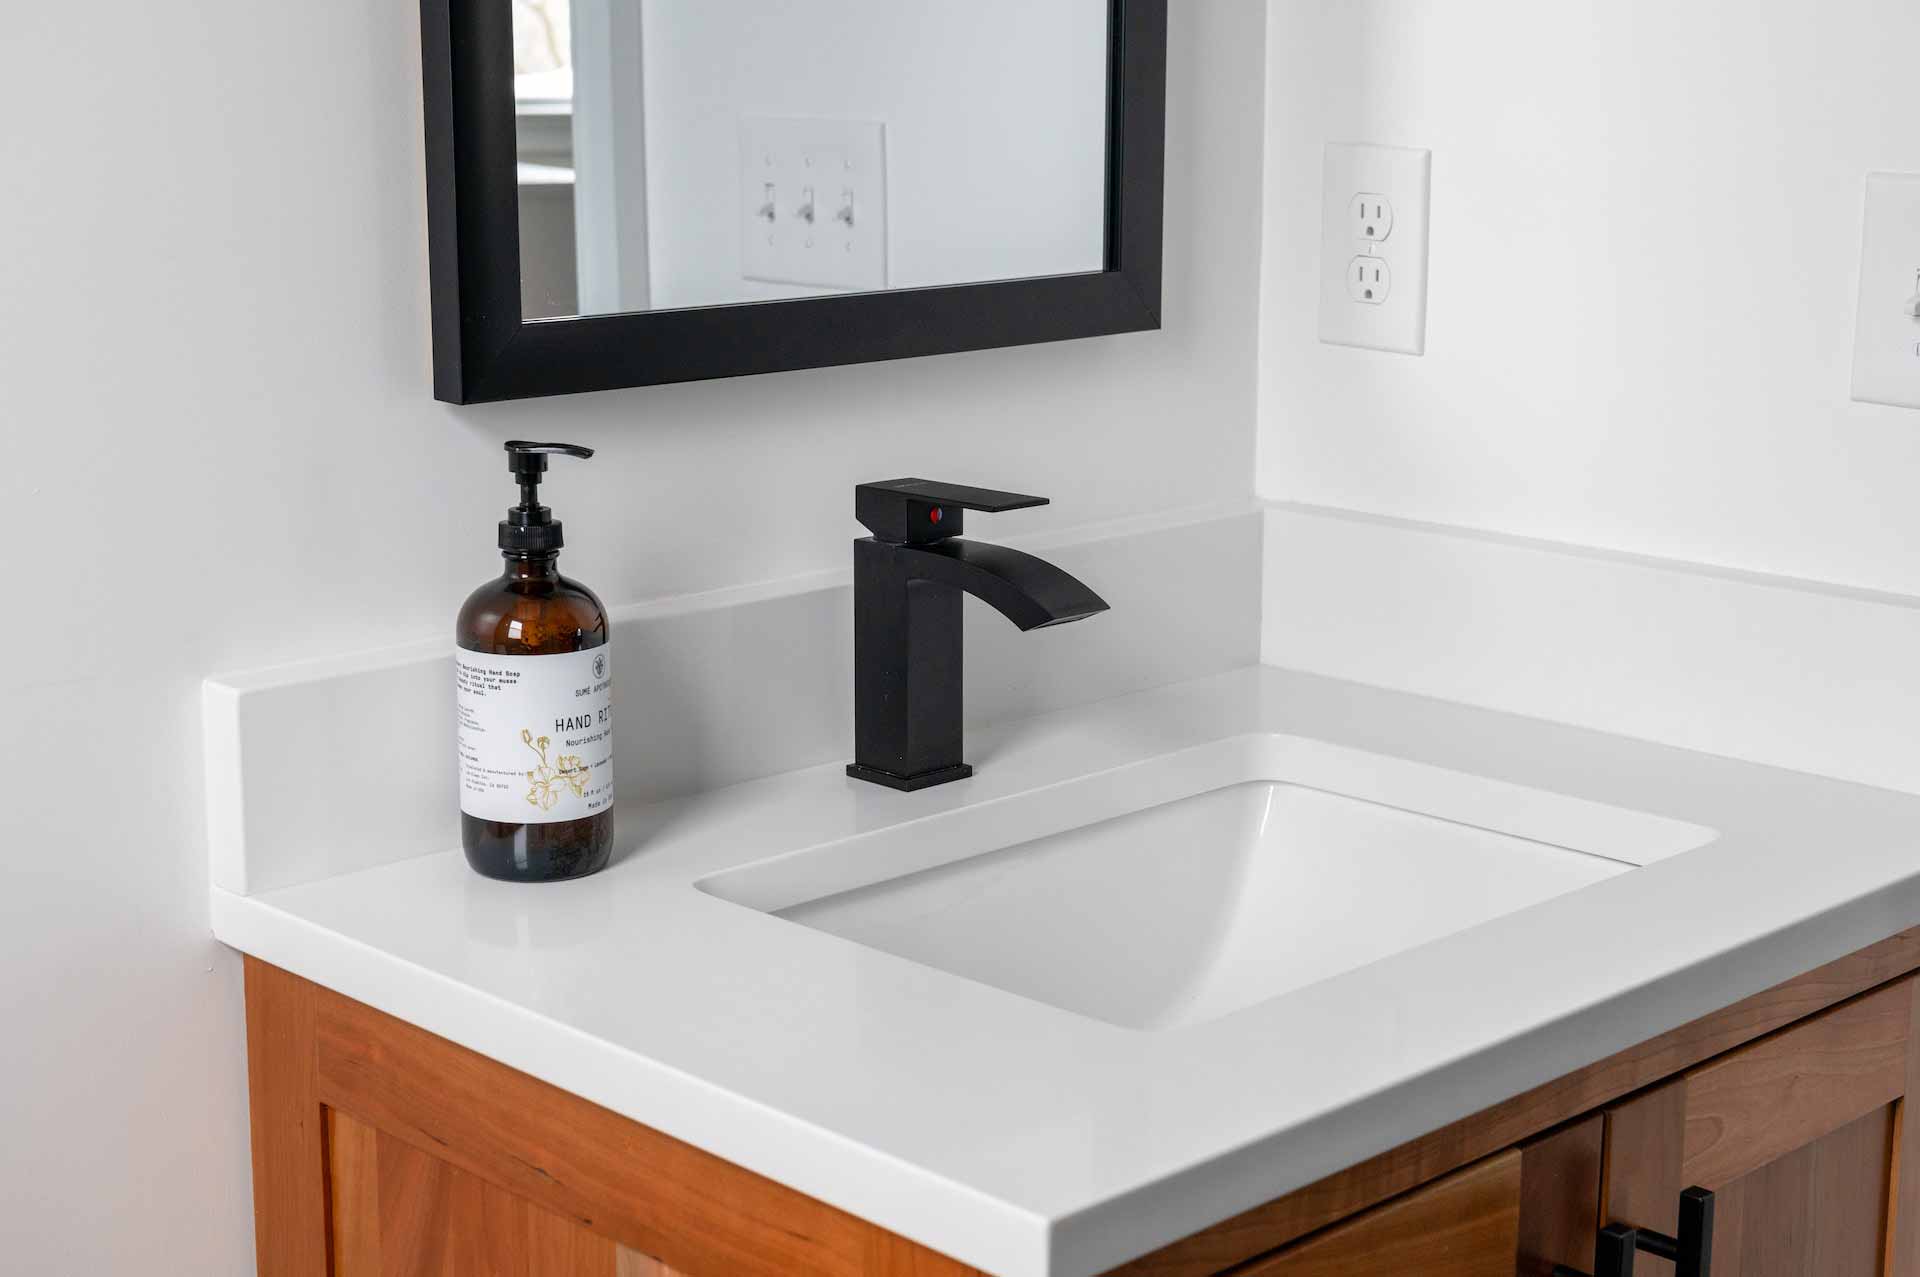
left=1850, top=172, right=1920, bottom=411
left=1319, top=143, right=1431, bottom=355
left=740, top=117, right=888, bottom=292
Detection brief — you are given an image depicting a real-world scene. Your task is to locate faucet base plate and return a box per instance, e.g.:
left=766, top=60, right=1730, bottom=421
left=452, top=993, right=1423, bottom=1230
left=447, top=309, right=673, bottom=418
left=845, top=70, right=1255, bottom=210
left=845, top=762, right=974, bottom=792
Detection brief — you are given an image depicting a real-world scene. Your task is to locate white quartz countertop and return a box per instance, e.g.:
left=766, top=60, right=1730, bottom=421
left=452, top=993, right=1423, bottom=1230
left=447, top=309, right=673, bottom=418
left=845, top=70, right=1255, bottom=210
left=209, top=667, right=1920, bottom=1277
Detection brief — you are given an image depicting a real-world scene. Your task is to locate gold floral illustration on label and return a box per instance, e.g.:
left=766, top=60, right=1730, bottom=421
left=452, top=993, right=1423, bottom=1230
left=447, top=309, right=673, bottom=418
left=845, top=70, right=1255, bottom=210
left=521, top=728, right=589, bottom=811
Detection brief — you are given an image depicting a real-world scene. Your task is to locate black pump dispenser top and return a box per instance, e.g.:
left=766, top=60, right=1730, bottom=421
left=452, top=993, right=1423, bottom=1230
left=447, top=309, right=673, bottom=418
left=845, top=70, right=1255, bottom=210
left=499, top=440, right=594, bottom=554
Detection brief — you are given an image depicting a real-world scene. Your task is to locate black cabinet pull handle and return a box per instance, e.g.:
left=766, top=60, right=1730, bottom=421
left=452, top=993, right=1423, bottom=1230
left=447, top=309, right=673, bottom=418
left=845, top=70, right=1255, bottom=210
left=1552, top=1186, right=1713, bottom=1277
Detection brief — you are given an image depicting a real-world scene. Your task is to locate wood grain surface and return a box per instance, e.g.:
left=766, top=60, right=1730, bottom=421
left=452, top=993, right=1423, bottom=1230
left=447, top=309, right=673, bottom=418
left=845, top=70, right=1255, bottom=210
left=1517, top=1115, right=1603, bottom=1277
left=1681, top=978, right=1909, bottom=1189
left=1706, top=1104, right=1895, bottom=1277
left=328, top=1107, right=677, bottom=1277
left=1892, top=976, right=1920, bottom=1277
left=243, top=960, right=329, bottom=1277
left=1235, top=1151, right=1522, bottom=1277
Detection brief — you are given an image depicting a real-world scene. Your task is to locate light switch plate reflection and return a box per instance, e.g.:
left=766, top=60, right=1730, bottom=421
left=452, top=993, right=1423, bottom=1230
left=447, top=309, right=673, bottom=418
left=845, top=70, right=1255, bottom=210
left=739, top=116, right=888, bottom=292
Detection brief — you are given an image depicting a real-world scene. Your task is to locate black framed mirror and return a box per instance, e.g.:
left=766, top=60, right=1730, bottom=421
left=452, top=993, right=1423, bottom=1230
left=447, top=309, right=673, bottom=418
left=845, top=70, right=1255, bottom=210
left=420, top=0, right=1167, bottom=403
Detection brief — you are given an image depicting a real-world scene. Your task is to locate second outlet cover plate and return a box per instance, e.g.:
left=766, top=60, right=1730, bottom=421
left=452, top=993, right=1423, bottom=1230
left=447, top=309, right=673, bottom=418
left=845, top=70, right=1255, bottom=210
left=1318, top=143, right=1431, bottom=355
left=1850, top=172, right=1920, bottom=411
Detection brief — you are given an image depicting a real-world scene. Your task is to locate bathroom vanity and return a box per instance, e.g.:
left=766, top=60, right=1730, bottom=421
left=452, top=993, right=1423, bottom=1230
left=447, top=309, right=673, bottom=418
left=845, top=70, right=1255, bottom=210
left=315, top=1, right=1920, bottom=1260
left=245, top=933, right=1920, bottom=1277
left=215, top=659, right=1920, bottom=1277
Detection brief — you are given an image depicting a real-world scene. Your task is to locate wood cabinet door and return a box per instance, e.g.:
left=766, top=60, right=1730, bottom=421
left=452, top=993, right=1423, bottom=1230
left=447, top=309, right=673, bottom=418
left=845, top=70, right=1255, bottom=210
left=327, top=1110, right=688, bottom=1277
left=1598, top=975, right=1920, bottom=1277
left=1235, top=1151, right=1523, bottom=1276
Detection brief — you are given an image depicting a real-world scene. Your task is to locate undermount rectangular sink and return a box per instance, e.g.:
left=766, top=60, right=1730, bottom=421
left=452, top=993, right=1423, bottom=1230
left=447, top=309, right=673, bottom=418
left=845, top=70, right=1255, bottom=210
left=698, top=735, right=1718, bottom=1031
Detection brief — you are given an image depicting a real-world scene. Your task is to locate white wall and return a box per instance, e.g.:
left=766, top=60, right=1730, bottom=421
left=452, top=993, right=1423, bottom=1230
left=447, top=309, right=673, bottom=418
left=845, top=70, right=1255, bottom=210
left=0, top=2, right=1263, bottom=1272
left=640, top=0, right=1111, bottom=308
left=1260, top=0, right=1920, bottom=596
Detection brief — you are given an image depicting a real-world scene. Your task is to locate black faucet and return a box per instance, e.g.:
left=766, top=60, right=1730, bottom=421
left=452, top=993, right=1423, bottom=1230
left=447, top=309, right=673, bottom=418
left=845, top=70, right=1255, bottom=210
left=846, top=479, right=1110, bottom=791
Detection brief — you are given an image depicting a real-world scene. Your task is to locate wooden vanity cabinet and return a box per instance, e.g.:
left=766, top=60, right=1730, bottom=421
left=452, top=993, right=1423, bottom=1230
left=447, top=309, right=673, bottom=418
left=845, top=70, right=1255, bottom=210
left=1212, top=970, right=1920, bottom=1277
left=245, top=958, right=986, bottom=1277
left=1594, top=974, right=1920, bottom=1276
left=245, top=931, right=1920, bottom=1277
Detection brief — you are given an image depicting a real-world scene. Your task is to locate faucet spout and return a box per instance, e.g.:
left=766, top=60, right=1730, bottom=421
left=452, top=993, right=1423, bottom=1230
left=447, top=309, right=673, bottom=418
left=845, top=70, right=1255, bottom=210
left=900, top=539, right=1109, bottom=631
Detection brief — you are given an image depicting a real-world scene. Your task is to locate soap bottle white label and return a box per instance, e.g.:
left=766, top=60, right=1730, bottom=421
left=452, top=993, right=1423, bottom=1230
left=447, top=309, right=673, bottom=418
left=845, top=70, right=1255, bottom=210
left=456, top=647, right=614, bottom=824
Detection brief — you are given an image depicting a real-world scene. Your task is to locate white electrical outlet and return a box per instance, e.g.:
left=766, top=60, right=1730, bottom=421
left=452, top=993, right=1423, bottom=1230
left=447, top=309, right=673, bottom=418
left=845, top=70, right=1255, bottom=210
left=1347, top=255, right=1390, bottom=304
left=1351, top=193, right=1394, bottom=244
left=1850, top=172, right=1920, bottom=410
left=739, top=117, right=887, bottom=292
left=1319, top=144, right=1431, bottom=355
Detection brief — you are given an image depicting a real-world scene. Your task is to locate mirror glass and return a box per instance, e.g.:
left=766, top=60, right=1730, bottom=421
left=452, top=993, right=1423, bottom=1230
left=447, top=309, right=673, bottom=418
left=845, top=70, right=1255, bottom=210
left=512, top=1, right=1112, bottom=321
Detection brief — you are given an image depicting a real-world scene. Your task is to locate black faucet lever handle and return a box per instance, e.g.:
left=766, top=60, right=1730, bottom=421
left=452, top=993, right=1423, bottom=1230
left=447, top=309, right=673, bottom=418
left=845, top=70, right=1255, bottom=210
left=855, top=478, right=1048, bottom=544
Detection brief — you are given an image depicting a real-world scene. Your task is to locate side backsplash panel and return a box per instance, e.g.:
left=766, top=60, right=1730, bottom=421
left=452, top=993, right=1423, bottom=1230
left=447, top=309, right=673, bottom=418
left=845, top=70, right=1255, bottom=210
left=1263, top=503, right=1920, bottom=799
left=207, top=507, right=1261, bottom=896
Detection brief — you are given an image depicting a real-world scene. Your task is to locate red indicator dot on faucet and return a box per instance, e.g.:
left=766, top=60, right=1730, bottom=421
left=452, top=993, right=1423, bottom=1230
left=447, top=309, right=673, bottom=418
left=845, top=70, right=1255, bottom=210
left=929, top=506, right=944, bottom=524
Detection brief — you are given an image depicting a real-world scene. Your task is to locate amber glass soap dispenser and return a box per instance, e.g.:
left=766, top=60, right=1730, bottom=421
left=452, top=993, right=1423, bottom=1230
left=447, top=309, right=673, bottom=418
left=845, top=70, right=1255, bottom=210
left=456, top=441, right=613, bottom=882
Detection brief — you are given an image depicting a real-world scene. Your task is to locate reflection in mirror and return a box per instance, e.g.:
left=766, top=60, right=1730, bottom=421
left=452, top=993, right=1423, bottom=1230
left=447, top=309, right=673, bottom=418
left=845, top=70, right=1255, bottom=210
left=512, top=1, right=1112, bottom=321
